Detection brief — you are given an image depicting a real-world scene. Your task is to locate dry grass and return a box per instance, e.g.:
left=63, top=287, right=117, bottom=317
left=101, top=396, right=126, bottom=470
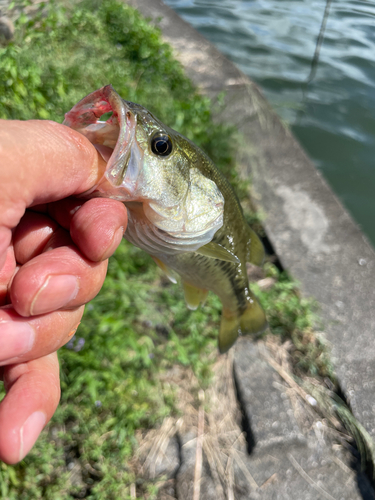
left=133, top=351, right=257, bottom=498
left=264, top=335, right=375, bottom=476
left=133, top=334, right=375, bottom=498
left=263, top=336, right=345, bottom=434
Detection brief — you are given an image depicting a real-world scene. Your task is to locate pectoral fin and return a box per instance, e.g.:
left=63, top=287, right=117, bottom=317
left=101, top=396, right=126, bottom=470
left=195, top=242, right=240, bottom=263
left=183, top=282, right=209, bottom=310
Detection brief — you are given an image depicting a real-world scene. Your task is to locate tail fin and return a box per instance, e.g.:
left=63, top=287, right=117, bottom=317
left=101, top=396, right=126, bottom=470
left=239, top=298, right=267, bottom=335
left=219, top=299, right=267, bottom=354
left=219, top=309, right=241, bottom=354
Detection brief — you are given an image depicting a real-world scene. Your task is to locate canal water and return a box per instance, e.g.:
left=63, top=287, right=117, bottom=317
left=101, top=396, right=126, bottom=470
left=164, top=0, right=375, bottom=247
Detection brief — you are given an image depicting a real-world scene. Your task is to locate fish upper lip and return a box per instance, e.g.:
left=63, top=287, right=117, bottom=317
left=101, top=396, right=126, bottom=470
left=63, top=85, right=138, bottom=199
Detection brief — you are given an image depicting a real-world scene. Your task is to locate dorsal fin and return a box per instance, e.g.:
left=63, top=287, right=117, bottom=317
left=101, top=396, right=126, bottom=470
left=245, top=225, right=265, bottom=266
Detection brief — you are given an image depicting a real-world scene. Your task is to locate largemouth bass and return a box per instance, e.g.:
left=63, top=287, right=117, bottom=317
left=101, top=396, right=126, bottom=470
left=63, top=85, right=267, bottom=352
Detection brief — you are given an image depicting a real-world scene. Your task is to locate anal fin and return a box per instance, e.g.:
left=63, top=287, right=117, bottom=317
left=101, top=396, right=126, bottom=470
left=183, top=282, right=209, bottom=311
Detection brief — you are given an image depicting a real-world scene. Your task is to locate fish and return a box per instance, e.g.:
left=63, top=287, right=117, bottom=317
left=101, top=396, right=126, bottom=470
left=63, top=85, right=267, bottom=353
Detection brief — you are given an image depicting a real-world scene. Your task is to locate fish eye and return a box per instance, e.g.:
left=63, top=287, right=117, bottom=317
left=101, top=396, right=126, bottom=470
left=150, top=132, right=173, bottom=157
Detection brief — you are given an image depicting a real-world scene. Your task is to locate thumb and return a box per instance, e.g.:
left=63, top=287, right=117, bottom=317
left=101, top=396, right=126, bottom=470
left=0, top=119, right=107, bottom=266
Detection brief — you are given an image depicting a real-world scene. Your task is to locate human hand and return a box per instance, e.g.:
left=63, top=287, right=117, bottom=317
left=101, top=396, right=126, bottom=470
left=0, top=120, right=127, bottom=464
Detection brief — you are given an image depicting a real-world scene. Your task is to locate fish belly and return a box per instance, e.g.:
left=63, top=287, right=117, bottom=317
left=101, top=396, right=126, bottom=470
left=158, top=252, right=267, bottom=353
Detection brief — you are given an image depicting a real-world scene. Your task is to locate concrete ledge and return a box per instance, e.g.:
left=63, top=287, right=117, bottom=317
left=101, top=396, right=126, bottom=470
left=234, top=341, right=306, bottom=451
left=125, top=0, right=375, bottom=440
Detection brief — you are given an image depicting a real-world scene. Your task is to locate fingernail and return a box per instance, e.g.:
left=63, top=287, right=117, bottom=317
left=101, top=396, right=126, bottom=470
left=30, top=275, right=79, bottom=316
left=19, top=411, right=46, bottom=461
left=0, top=321, right=35, bottom=363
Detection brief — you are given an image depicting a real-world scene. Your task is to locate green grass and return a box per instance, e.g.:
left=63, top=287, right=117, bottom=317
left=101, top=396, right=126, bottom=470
left=0, top=1, right=333, bottom=498
left=0, top=0, right=237, bottom=188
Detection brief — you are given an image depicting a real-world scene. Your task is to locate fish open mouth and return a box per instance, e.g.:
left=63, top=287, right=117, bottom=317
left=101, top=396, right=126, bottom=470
left=63, top=85, right=137, bottom=199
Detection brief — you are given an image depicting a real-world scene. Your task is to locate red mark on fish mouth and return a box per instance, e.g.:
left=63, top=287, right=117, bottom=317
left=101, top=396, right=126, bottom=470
left=63, top=85, right=138, bottom=199
left=63, top=85, right=120, bottom=129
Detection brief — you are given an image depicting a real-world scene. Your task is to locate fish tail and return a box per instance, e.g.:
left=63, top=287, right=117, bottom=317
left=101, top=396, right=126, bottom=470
left=219, top=299, right=267, bottom=354
left=219, top=308, right=241, bottom=354
left=239, top=298, right=267, bottom=336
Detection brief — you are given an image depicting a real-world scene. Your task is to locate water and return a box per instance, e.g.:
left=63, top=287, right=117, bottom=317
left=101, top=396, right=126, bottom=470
left=164, top=0, right=375, bottom=247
